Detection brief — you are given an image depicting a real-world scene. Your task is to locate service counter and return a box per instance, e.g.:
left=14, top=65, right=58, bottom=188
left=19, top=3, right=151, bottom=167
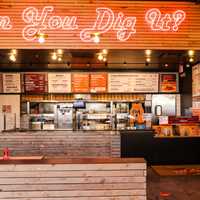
left=0, top=131, right=120, bottom=158
left=0, top=157, right=147, bottom=200
left=121, top=130, right=200, bottom=165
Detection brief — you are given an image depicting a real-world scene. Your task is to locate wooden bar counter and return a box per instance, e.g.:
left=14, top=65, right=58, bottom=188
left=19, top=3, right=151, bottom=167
left=0, top=157, right=147, bottom=200
left=0, top=131, right=120, bottom=158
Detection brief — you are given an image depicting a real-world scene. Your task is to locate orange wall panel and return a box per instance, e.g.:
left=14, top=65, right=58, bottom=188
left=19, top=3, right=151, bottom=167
left=0, top=1, right=199, bottom=49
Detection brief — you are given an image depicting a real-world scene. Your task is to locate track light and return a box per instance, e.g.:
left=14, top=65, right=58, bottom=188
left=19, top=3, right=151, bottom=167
left=146, top=57, right=151, bottom=63
left=92, top=32, right=100, bottom=43
left=9, top=54, right=16, bottom=62
left=36, top=33, right=48, bottom=43
left=58, top=57, right=62, bottom=62
left=9, top=49, right=17, bottom=62
left=145, top=49, right=152, bottom=56
left=189, top=57, right=194, bottom=63
left=188, top=50, right=195, bottom=57
left=51, top=52, right=57, bottom=60
left=57, top=49, right=63, bottom=54
left=98, top=54, right=104, bottom=61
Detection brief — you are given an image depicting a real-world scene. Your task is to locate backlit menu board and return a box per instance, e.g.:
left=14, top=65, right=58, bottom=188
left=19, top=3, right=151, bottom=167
left=48, top=73, right=71, bottom=93
left=24, top=73, right=47, bottom=93
left=192, top=64, right=200, bottom=97
left=160, top=73, right=178, bottom=93
left=72, top=73, right=89, bottom=93
left=3, top=73, right=21, bottom=93
left=108, top=73, right=159, bottom=93
left=90, top=73, right=107, bottom=93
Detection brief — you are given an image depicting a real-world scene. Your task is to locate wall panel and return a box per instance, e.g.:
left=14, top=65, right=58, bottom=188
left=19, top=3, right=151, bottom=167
left=0, top=1, right=198, bottom=49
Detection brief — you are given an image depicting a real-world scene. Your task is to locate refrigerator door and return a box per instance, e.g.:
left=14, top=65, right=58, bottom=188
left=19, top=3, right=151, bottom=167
left=56, top=103, right=73, bottom=130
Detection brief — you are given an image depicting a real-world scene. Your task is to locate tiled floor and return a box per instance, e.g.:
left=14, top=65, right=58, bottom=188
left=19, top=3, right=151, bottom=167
left=147, top=167, right=200, bottom=200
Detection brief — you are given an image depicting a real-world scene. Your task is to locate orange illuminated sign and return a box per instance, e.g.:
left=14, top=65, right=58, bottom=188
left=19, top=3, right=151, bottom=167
left=0, top=6, right=186, bottom=42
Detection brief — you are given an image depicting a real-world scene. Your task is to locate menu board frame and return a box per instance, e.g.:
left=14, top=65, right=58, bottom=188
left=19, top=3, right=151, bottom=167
left=24, top=73, right=48, bottom=94
left=72, top=73, right=90, bottom=93
left=3, top=73, right=21, bottom=93
left=108, top=72, right=159, bottom=93
left=159, top=72, right=179, bottom=93
left=48, top=73, right=71, bottom=93
left=90, top=73, right=107, bottom=93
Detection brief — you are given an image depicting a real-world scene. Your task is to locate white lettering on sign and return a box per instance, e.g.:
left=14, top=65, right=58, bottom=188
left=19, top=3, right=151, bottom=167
left=22, top=6, right=78, bottom=41
left=0, top=6, right=186, bottom=42
left=0, top=16, right=12, bottom=30
left=145, top=8, right=186, bottom=31
left=80, top=8, right=137, bottom=42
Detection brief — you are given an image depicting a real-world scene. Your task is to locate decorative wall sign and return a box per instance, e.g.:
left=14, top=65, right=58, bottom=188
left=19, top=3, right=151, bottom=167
left=0, top=1, right=195, bottom=49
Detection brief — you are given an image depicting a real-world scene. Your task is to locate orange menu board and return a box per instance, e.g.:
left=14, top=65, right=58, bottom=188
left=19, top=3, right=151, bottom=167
left=72, top=74, right=89, bottom=93
left=90, top=73, right=107, bottom=93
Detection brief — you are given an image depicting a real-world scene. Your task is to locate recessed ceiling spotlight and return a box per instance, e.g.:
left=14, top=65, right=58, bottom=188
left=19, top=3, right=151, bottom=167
left=36, top=33, right=48, bottom=43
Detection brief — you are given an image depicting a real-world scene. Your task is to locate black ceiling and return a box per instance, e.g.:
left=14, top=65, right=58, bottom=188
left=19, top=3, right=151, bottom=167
left=0, top=49, right=198, bottom=72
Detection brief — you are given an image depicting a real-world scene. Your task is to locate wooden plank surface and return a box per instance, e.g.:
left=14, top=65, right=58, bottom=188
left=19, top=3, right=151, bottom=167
left=0, top=1, right=198, bottom=49
left=0, top=158, right=147, bottom=200
left=0, top=131, right=120, bottom=158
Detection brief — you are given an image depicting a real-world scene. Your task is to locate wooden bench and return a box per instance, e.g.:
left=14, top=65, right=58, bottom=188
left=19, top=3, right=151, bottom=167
left=0, top=158, right=146, bottom=200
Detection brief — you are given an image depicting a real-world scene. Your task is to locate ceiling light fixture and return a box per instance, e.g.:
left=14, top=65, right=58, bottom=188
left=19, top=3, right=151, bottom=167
left=92, top=32, right=100, bottom=43
left=188, top=50, right=195, bottom=57
left=57, top=49, right=63, bottom=54
left=51, top=52, right=57, bottom=60
left=11, top=49, right=17, bottom=55
left=9, top=54, right=16, bottom=62
left=58, top=57, right=62, bottom=62
left=103, top=57, right=107, bottom=62
left=189, top=57, right=194, bottom=63
left=36, top=33, right=48, bottom=44
left=98, top=54, right=104, bottom=61
left=102, top=49, right=108, bottom=54
left=145, top=49, right=152, bottom=56
left=9, top=49, right=17, bottom=62
left=146, top=57, right=151, bottom=63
